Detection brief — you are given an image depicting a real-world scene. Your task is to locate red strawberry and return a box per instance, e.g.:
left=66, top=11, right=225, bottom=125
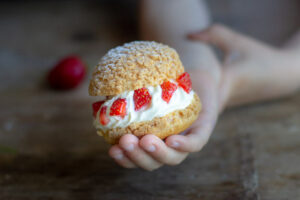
left=92, top=101, right=105, bottom=117
left=177, top=72, right=192, bottom=93
left=110, top=98, right=127, bottom=117
left=48, top=56, right=86, bottom=90
left=161, top=81, right=178, bottom=103
left=133, top=88, right=152, bottom=111
left=100, top=106, right=109, bottom=125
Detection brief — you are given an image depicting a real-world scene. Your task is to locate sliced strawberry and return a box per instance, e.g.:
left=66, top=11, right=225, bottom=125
left=110, top=98, right=127, bottom=117
left=100, top=106, right=109, bottom=125
left=92, top=101, right=105, bottom=117
left=161, top=81, right=178, bottom=103
left=177, top=72, right=192, bottom=93
left=133, top=88, right=152, bottom=111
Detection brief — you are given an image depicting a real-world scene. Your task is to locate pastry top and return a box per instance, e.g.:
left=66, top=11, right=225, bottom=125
left=89, top=41, right=185, bottom=96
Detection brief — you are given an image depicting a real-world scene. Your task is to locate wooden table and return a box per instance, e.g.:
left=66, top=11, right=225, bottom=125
left=1, top=1, right=299, bottom=199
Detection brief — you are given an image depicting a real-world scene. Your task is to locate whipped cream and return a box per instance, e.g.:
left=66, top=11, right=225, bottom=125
left=93, top=80, right=194, bottom=130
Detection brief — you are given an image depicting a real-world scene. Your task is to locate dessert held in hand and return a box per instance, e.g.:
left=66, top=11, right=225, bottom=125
left=89, top=41, right=201, bottom=144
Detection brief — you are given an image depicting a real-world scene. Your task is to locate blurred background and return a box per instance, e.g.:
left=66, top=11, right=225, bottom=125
left=0, top=0, right=300, bottom=199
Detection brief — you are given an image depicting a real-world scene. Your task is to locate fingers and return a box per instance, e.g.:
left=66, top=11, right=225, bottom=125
left=119, top=134, right=163, bottom=171
left=139, top=135, right=188, bottom=165
left=109, top=145, right=137, bottom=169
left=187, top=24, right=256, bottom=53
left=165, top=128, right=211, bottom=152
left=110, top=134, right=190, bottom=170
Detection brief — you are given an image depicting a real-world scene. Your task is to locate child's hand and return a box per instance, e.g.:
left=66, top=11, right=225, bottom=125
left=108, top=61, right=222, bottom=171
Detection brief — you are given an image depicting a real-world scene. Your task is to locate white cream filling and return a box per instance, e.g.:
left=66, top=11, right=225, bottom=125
left=93, top=81, right=194, bottom=130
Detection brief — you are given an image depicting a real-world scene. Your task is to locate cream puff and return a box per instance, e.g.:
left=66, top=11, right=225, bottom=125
left=89, top=41, right=201, bottom=144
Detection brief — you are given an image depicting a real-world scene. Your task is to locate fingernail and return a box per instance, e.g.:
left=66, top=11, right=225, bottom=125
left=145, top=145, right=156, bottom=152
left=124, top=143, right=134, bottom=152
left=114, top=154, right=123, bottom=160
left=171, top=141, right=180, bottom=148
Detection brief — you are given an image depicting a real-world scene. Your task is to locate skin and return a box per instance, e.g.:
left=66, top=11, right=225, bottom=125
left=108, top=1, right=300, bottom=171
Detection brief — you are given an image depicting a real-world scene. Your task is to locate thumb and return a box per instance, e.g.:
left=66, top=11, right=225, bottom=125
left=188, top=24, right=255, bottom=53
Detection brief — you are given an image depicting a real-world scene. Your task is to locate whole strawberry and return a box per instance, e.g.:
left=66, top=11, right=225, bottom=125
left=48, top=56, right=86, bottom=90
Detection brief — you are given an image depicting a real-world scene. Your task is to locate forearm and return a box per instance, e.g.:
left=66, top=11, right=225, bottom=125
left=139, top=0, right=220, bottom=80
left=284, top=29, right=300, bottom=53
left=226, top=48, right=300, bottom=108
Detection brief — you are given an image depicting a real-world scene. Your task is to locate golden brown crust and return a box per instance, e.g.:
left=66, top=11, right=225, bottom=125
left=89, top=41, right=184, bottom=96
left=96, top=94, right=201, bottom=144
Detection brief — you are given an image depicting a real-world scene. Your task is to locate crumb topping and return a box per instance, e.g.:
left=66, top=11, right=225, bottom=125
left=89, top=41, right=184, bottom=96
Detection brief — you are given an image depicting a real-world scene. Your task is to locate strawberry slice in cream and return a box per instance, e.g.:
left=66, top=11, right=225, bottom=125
left=93, top=78, right=195, bottom=130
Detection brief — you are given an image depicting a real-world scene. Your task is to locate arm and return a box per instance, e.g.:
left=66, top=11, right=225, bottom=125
left=189, top=26, right=300, bottom=108
left=285, top=30, right=300, bottom=52
left=228, top=29, right=300, bottom=107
